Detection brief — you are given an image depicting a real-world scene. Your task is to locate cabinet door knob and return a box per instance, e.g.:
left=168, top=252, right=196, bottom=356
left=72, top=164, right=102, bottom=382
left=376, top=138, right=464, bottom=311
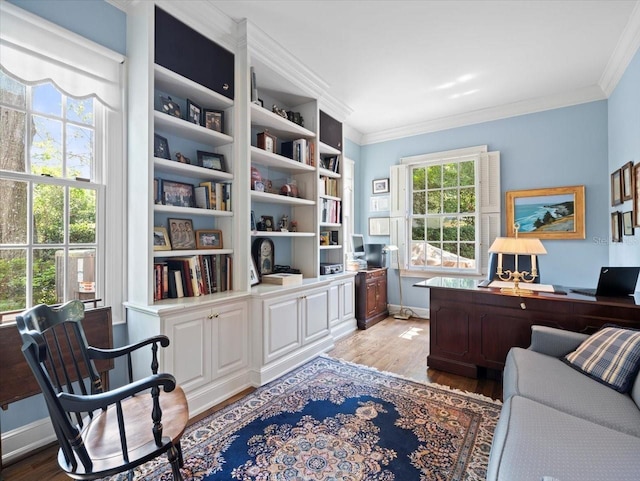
left=520, top=302, right=526, bottom=310
left=222, top=83, right=229, bottom=90
left=208, top=313, right=220, bottom=319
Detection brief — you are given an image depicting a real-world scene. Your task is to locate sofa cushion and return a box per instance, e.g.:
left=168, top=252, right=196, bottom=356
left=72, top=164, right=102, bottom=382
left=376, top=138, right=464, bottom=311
left=487, top=395, right=640, bottom=481
left=563, top=326, right=640, bottom=393
left=503, top=347, right=640, bottom=437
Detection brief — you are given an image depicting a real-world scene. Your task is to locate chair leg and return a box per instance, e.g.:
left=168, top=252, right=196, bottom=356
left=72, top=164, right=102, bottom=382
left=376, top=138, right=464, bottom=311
left=168, top=444, right=183, bottom=481
left=176, top=441, right=184, bottom=468
left=127, top=469, right=134, bottom=481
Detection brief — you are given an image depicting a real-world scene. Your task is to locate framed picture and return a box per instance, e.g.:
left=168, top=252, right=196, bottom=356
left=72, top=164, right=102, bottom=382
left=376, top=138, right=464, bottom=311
left=203, top=109, right=224, bottom=133
left=505, top=185, right=586, bottom=240
left=153, top=226, right=171, bottom=251
left=623, top=211, right=634, bottom=236
left=250, top=210, right=256, bottom=231
left=369, top=217, right=390, bottom=236
left=370, top=195, right=390, bottom=212
left=621, top=161, right=634, bottom=201
left=634, top=164, right=640, bottom=227
left=197, top=151, right=225, bottom=171
left=153, top=178, right=161, bottom=204
left=262, top=215, right=274, bottom=231
left=611, top=169, right=622, bottom=206
left=611, top=211, right=622, bottom=243
left=162, top=180, right=194, bottom=208
left=196, top=229, right=223, bottom=249
left=153, top=134, right=170, bottom=160
left=257, top=131, right=277, bottom=153
left=186, top=99, right=202, bottom=125
left=250, top=255, right=260, bottom=286
left=372, top=178, right=389, bottom=194
left=167, top=218, right=196, bottom=250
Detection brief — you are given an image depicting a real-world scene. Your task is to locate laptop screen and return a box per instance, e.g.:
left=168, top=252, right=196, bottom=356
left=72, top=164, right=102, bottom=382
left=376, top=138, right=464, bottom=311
left=595, top=267, right=640, bottom=296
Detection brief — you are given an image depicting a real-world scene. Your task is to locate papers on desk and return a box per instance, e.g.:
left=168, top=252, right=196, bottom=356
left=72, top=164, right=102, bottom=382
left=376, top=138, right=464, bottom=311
left=488, top=281, right=555, bottom=293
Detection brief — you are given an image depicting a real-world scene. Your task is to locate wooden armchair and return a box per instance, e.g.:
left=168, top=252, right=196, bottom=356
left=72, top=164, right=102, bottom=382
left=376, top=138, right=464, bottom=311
left=15, top=300, right=188, bottom=480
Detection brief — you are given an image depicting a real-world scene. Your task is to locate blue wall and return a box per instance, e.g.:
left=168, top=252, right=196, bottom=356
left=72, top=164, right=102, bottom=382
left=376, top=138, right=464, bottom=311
left=7, top=0, right=126, bottom=55
left=608, top=48, right=640, bottom=268
left=351, top=101, right=611, bottom=310
left=1, top=0, right=128, bottom=433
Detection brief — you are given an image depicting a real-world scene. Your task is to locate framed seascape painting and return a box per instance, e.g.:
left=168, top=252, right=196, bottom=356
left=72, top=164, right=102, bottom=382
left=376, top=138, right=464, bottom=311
left=505, top=185, right=586, bottom=240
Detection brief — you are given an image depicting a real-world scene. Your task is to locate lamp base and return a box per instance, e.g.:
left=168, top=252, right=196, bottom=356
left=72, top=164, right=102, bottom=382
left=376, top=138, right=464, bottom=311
left=499, top=287, right=535, bottom=296
left=393, top=309, right=411, bottom=320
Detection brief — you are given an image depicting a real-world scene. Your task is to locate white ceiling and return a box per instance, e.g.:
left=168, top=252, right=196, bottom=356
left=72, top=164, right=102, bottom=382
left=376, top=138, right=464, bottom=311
left=209, top=0, right=640, bottom=143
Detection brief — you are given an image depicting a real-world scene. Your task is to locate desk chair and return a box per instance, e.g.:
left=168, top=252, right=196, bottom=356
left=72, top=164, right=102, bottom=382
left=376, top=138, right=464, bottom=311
left=16, top=300, right=188, bottom=480
left=487, top=252, right=541, bottom=283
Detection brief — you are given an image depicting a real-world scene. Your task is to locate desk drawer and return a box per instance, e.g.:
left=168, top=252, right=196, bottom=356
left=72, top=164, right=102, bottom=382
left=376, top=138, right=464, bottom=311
left=472, top=291, right=572, bottom=314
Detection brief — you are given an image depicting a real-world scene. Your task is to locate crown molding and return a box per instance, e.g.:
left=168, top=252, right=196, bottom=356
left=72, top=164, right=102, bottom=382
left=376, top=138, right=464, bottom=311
left=599, top=1, right=640, bottom=96
left=104, top=0, right=128, bottom=11
left=359, top=85, right=607, bottom=146
left=318, top=94, right=353, bottom=123
left=344, top=124, right=364, bottom=146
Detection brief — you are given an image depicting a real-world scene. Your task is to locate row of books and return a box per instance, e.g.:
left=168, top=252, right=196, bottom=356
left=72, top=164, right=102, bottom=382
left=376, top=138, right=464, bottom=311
left=320, top=198, right=342, bottom=224
left=196, top=181, right=232, bottom=211
left=319, top=154, right=340, bottom=173
left=319, top=176, right=340, bottom=197
left=154, top=254, right=232, bottom=300
left=281, top=138, right=315, bottom=166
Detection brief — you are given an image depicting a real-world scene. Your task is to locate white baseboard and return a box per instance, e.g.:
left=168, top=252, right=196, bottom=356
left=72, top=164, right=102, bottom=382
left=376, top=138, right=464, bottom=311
left=2, top=416, right=56, bottom=465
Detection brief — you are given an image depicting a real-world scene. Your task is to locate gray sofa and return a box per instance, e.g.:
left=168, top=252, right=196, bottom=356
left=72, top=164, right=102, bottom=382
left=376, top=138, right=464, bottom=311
left=487, top=325, right=640, bottom=481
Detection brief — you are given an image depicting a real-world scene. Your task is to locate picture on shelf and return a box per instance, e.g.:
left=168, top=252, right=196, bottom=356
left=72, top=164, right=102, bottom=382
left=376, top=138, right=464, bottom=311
left=186, top=99, right=201, bottom=125
left=162, top=180, right=195, bottom=208
left=196, top=229, right=223, bottom=249
left=153, top=226, right=171, bottom=251
left=168, top=218, right=196, bottom=250
left=262, top=215, right=274, bottom=231
left=250, top=255, right=260, bottom=285
left=154, top=178, right=161, bottom=204
left=153, top=134, right=171, bottom=160
left=320, top=231, right=330, bottom=245
left=251, top=210, right=256, bottom=231
left=159, top=95, right=181, bottom=118
left=623, top=211, right=634, bottom=236
left=203, top=109, right=224, bottom=133
left=197, top=151, right=225, bottom=171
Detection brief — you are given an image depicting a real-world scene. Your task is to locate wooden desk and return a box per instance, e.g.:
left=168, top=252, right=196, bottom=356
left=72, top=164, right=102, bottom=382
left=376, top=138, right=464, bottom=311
left=415, top=277, right=640, bottom=379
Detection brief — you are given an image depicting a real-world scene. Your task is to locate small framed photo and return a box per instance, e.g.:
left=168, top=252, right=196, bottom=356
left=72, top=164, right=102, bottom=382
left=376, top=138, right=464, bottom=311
left=204, top=109, right=224, bottom=133
left=197, top=151, right=225, bottom=171
left=623, top=211, right=634, bottom=236
left=187, top=99, right=202, bottom=125
left=153, top=226, right=171, bottom=251
left=159, top=95, right=181, bottom=118
left=154, top=178, right=161, bottom=204
left=251, top=210, right=256, bottom=230
left=153, top=134, right=171, bottom=159
left=611, top=211, right=622, bottom=243
left=250, top=255, right=260, bottom=286
left=196, top=229, right=223, bottom=249
left=162, top=180, right=194, bottom=208
left=262, top=215, right=274, bottom=231
left=257, top=131, right=277, bottom=153
left=621, top=161, right=633, bottom=201
left=167, top=218, right=196, bottom=250
left=611, top=169, right=622, bottom=206
left=373, top=178, right=389, bottom=194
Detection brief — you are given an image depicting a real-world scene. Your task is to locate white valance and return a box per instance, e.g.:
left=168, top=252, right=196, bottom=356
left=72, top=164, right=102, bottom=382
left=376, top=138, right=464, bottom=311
left=0, top=1, right=125, bottom=110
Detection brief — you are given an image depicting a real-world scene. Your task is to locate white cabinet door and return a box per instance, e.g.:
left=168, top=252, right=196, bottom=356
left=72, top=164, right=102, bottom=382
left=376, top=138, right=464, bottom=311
left=263, top=292, right=302, bottom=363
left=303, top=288, right=329, bottom=343
left=213, top=300, right=249, bottom=377
left=163, top=310, right=213, bottom=392
left=328, top=283, right=340, bottom=326
left=341, top=278, right=355, bottom=321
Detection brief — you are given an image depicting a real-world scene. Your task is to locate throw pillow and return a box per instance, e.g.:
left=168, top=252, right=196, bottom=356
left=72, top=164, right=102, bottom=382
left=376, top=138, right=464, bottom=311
left=563, top=326, right=640, bottom=393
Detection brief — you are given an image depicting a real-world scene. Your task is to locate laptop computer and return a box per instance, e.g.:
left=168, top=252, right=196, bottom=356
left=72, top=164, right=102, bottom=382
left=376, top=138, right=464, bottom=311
left=570, top=267, right=640, bottom=297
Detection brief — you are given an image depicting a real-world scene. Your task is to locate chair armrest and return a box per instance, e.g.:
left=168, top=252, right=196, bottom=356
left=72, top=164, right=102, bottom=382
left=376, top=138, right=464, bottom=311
left=529, top=325, right=589, bottom=357
left=58, top=372, right=176, bottom=412
left=87, top=335, right=170, bottom=360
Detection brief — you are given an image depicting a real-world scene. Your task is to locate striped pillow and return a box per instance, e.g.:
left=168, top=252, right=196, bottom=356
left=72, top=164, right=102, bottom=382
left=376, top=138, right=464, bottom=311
left=563, top=326, right=640, bottom=393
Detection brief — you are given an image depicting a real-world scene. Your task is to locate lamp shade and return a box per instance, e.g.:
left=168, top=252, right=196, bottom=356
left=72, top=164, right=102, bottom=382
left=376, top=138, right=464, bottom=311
left=488, top=237, right=547, bottom=255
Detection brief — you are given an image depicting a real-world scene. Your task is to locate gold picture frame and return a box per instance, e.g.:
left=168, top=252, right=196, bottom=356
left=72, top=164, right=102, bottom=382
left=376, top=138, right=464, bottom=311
left=153, top=226, right=172, bottom=251
left=195, top=229, right=223, bottom=249
left=505, top=185, right=585, bottom=240
left=621, top=161, right=633, bottom=201
left=634, top=163, right=640, bottom=227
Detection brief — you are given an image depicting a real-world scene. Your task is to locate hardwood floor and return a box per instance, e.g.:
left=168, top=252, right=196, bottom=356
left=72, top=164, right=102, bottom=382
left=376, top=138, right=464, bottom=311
left=2, top=316, right=501, bottom=480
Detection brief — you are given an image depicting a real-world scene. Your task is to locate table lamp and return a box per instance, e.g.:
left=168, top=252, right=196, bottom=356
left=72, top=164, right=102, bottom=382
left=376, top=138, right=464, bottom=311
left=488, top=224, right=547, bottom=296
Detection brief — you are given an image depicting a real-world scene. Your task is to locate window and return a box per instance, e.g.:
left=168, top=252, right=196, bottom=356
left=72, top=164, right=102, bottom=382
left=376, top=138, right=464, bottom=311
left=391, top=146, right=500, bottom=277
left=0, top=2, right=125, bottom=321
left=0, top=71, right=101, bottom=312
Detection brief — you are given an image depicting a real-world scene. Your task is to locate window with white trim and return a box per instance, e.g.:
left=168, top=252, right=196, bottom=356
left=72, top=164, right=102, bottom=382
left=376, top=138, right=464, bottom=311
left=390, top=146, right=501, bottom=277
left=0, top=2, right=125, bottom=321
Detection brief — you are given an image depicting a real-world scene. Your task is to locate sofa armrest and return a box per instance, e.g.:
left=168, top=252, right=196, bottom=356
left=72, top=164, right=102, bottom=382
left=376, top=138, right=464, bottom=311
left=529, top=325, right=589, bottom=357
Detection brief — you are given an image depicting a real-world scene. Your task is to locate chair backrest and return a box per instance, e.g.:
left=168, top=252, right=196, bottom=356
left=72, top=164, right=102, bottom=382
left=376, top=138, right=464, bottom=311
left=16, top=300, right=101, bottom=470
left=487, top=252, right=541, bottom=283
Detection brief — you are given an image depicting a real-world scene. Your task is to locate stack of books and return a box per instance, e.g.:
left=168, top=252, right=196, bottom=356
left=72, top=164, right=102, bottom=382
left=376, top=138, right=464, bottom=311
left=153, top=254, right=232, bottom=300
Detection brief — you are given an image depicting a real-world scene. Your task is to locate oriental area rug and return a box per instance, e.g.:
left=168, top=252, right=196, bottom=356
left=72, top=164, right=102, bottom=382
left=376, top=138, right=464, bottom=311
left=108, top=356, right=501, bottom=481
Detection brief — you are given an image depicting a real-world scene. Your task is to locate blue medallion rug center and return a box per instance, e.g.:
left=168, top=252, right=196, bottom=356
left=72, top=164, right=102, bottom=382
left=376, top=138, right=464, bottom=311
left=107, top=357, right=501, bottom=481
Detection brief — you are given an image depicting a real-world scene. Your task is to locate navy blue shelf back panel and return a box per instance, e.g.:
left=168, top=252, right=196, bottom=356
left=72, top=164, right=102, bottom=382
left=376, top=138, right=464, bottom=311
left=155, top=6, right=234, bottom=100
